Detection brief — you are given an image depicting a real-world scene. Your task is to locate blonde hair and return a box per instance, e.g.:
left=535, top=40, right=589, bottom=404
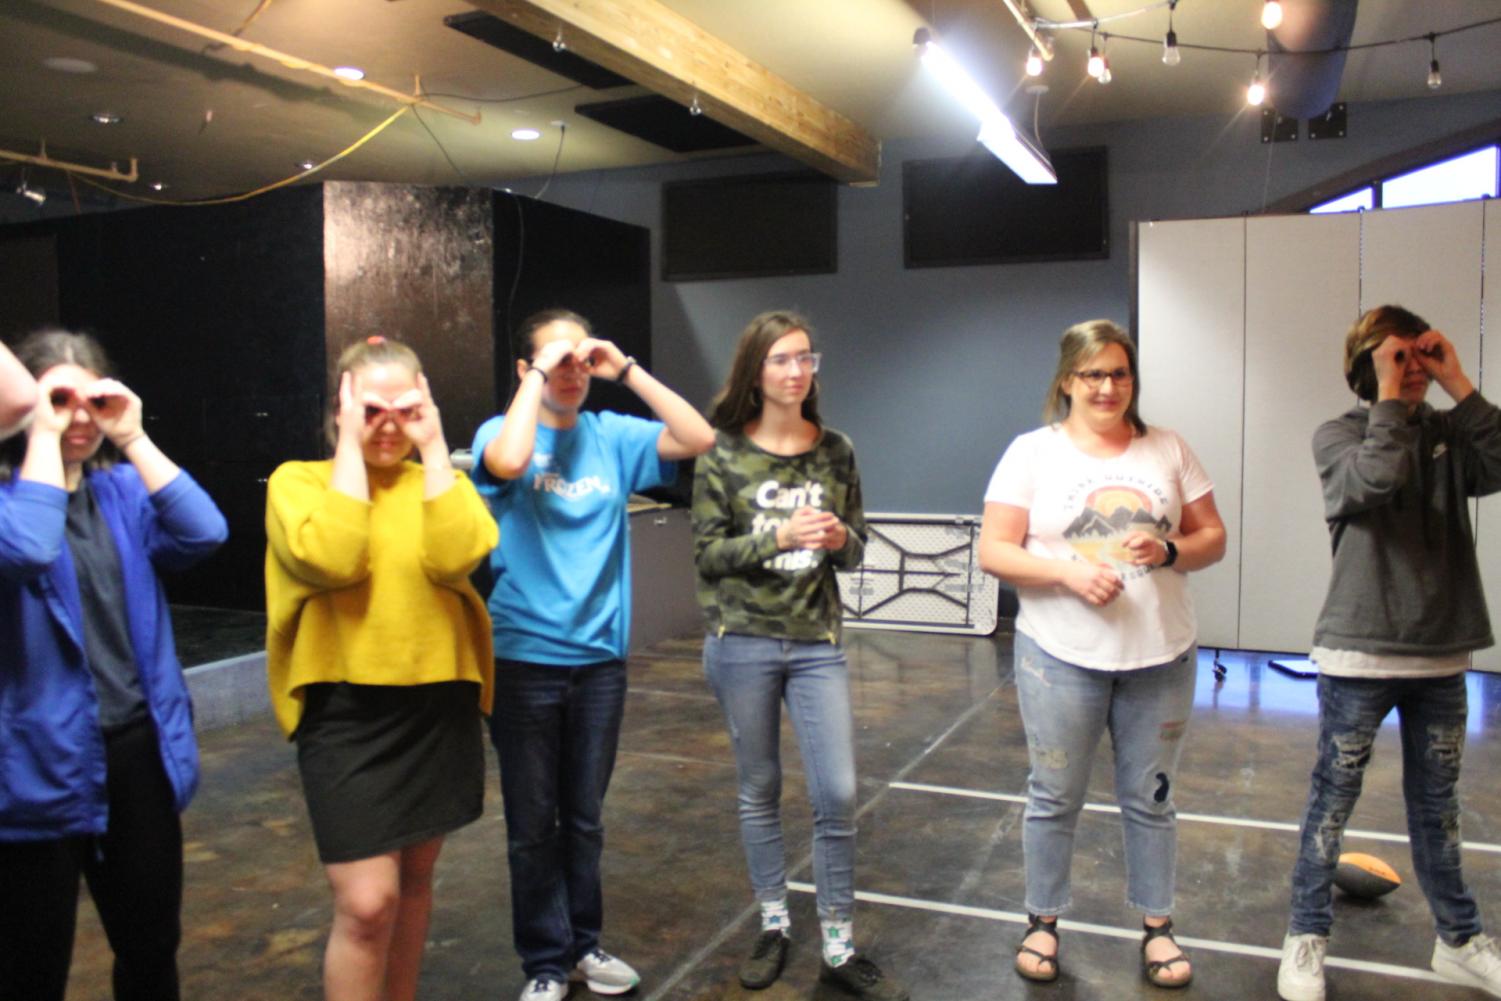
left=324, top=336, right=423, bottom=448
left=1043, top=319, right=1145, bottom=435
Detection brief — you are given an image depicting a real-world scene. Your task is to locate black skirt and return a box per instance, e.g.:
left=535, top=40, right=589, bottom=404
left=295, top=681, right=484, bottom=864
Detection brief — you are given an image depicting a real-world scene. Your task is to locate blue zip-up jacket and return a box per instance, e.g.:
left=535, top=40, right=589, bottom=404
left=0, top=465, right=228, bottom=841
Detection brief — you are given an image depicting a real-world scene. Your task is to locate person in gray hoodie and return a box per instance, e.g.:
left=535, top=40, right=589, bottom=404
left=1277, top=305, right=1501, bottom=1001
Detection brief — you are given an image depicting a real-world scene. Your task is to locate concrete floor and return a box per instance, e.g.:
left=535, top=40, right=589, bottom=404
left=61, top=629, right=1501, bottom=1000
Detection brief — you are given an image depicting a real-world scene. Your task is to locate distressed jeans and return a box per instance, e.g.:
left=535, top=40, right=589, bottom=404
left=703, top=633, right=858, bottom=921
left=1289, top=672, right=1481, bottom=944
left=1012, top=632, right=1197, bottom=917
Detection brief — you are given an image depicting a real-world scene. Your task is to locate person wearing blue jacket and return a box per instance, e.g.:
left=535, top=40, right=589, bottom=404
left=0, top=329, right=227, bottom=1001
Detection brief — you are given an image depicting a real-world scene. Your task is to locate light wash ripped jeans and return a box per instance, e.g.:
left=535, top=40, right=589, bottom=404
left=1012, top=631, right=1197, bottom=917
left=703, top=633, right=857, bottom=921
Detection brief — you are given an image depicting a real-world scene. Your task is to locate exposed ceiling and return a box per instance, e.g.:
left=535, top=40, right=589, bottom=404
left=0, top=0, right=1498, bottom=203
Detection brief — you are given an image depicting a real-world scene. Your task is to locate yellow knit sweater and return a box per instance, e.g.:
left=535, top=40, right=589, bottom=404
left=264, top=459, right=498, bottom=736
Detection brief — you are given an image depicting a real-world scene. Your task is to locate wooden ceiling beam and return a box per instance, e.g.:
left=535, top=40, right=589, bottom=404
left=467, top=0, right=880, bottom=184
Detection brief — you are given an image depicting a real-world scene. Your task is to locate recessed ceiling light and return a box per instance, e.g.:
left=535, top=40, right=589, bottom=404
left=150, top=181, right=167, bottom=191
left=512, top=128, right=542, bottom=141
left=332, top=66, right=365, bottom=81
left=91, top=111, right=122, bottom=125
left=297, top=159, right=317, bottom=171
left=44, top=57, right=97, bottom=74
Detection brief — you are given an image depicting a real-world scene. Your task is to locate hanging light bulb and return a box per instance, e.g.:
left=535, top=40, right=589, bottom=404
left=1247, top=63, right=1266, bottom=106
left=1025, top=46, right=1044, bottom=77
left=1096, top=35, right=1111, bottom=84
left=1426, top=33, right=1443, bottom=89
left=1261, top=1, right=1283, bottom=30
left=1162, top=2, right=1181, bottom=66
left=1086, top=27, right=1104, bottom=79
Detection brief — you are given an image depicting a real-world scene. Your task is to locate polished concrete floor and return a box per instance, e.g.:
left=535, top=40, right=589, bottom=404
left=61, top=629, right=1501, bottom=1000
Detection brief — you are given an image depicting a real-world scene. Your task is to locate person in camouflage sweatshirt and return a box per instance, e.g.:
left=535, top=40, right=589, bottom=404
left=693, top=310, right=907, bottom=1001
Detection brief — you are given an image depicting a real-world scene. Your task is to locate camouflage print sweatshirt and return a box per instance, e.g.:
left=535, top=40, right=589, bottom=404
left=692, top=427, right=867, bottom=643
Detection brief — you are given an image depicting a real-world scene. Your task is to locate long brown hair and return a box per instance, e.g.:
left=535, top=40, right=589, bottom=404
left=708, top=310, right=821, bottom=432
left=1, top=328, right=119, bottom=479
left=1043, top=319, right=1146, bottom=436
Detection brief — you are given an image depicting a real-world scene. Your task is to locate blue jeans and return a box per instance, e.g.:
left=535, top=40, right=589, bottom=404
left=488, top=659, right=627, bottom=980
left=1289, top=672, right=1481, bottom=944
left=1012, top=632, right=1197, bottom=916
left=703, top=633, right=858, bottom=921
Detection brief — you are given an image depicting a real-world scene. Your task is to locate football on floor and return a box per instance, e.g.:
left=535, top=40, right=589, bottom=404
left=1333, top=853, right=1402, bottom=899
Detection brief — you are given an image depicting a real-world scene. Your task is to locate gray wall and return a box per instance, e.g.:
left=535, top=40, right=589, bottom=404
left=503, top=89, right=1501, bottom=514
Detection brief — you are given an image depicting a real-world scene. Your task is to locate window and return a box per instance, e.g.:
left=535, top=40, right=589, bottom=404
left=1306, top=143, right=1499, bottom=214
left=1382, top=146, right=1499, bottom=209
left=1309, top=187, right=1374, bottom=214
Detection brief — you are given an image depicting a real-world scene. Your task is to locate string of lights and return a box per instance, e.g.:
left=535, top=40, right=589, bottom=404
left=1018, top=2, right=1501, bottom=106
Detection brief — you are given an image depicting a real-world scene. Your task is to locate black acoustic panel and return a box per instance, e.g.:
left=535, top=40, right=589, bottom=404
left=444, top=11, right=631, bottom=90
left=492, top=192, right=651, bottom=421
left=903, top=146, right=1109, bottom=268
left=576, top=95, right=757, bottom=153
left=662, top=171, right=836, bottom=281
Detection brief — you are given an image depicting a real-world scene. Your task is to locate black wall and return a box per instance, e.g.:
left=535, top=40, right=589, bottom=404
left=0, top=184, right=651, bottom=611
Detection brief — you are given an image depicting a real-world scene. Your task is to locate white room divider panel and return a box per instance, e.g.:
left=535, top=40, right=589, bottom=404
left=1478, top=199, right=1501, bottom=671
left=1137, top=217, right=1246, bottom=649
left=1138, top=202, right=1496, bottom=666
left=1239, top=213, right=1361, bottom=654
left=1360, top=202, right=1484, bottom=391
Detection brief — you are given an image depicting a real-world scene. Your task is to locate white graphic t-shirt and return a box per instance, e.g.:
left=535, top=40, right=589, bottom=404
left=985, top=424, right=1213, bottom=671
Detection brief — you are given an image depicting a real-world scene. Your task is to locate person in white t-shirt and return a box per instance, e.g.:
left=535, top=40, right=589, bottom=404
left=978, top=319, right=1226, bottom=990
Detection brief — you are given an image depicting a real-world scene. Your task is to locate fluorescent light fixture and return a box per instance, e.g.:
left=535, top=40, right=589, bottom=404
left=915, top=29, right=1055, bottom=185
left=511, top=128, right=542, bottom=141
left=332, top=66, right=366, bottom=81
left=91, top=111, right=122, bottom=125
left=977, top=117, right=1056, bottom=185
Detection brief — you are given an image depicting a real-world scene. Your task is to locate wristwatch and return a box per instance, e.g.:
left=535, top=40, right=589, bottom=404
left=1160, top=540, right=1178, bottom=568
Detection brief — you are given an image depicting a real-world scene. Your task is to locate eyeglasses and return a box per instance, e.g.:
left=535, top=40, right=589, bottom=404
left=764, top=351, right=821, bottom=373
left=1072, top=367, right=1133, bottom=389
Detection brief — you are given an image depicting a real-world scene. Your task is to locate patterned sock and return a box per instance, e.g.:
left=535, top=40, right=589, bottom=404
left=822, top=919, right=855, bottom=966
left=760, top=898, right=791, bottom=936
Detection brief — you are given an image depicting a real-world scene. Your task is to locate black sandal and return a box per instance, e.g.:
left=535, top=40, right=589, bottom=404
left=1141, top=919, right=1192, bottom=989
left=1015, top=914, right=1059, bottom=983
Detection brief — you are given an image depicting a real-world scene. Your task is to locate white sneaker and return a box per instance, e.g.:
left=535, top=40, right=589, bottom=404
left=1433, top=933, right=1501, bottom=998
left=573, top=948, right=640, bottom=995
left=1277, top=933, right=1327, bottom=1001
left=520, top=976, right=566, bottom=1001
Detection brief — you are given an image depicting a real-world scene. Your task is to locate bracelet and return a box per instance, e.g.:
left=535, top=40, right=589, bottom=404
left=1160, top=539, right=1178, bottom=568
left=616, top=357, right=636, bottom=383
left=526, top=364, right=549, bottom=384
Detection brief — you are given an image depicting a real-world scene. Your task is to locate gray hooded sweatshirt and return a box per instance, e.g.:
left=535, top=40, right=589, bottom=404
left=1311, top=392, right=1501, bottom=657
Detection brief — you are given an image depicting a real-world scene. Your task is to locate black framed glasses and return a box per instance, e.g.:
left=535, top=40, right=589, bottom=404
left=1072, top=367, right=1133, bottom=389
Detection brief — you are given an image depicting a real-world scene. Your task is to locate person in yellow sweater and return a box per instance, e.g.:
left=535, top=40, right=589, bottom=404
left=265, top=336, right=497, bottom=1001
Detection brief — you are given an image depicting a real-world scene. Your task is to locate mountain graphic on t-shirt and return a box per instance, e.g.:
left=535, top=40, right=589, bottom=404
left=1064, top=504, right=1169, bottom=539
left=1063, top=485, right=1170, bottom=566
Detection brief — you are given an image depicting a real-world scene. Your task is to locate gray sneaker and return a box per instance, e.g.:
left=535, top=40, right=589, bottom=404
left=738, top=930, right=789, bottom=990
left=573, top=948, right=640, bottom=995
left=520, top=976, right=566, bottom=1001
left=1277, top=933, right=1327, bottom=1001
